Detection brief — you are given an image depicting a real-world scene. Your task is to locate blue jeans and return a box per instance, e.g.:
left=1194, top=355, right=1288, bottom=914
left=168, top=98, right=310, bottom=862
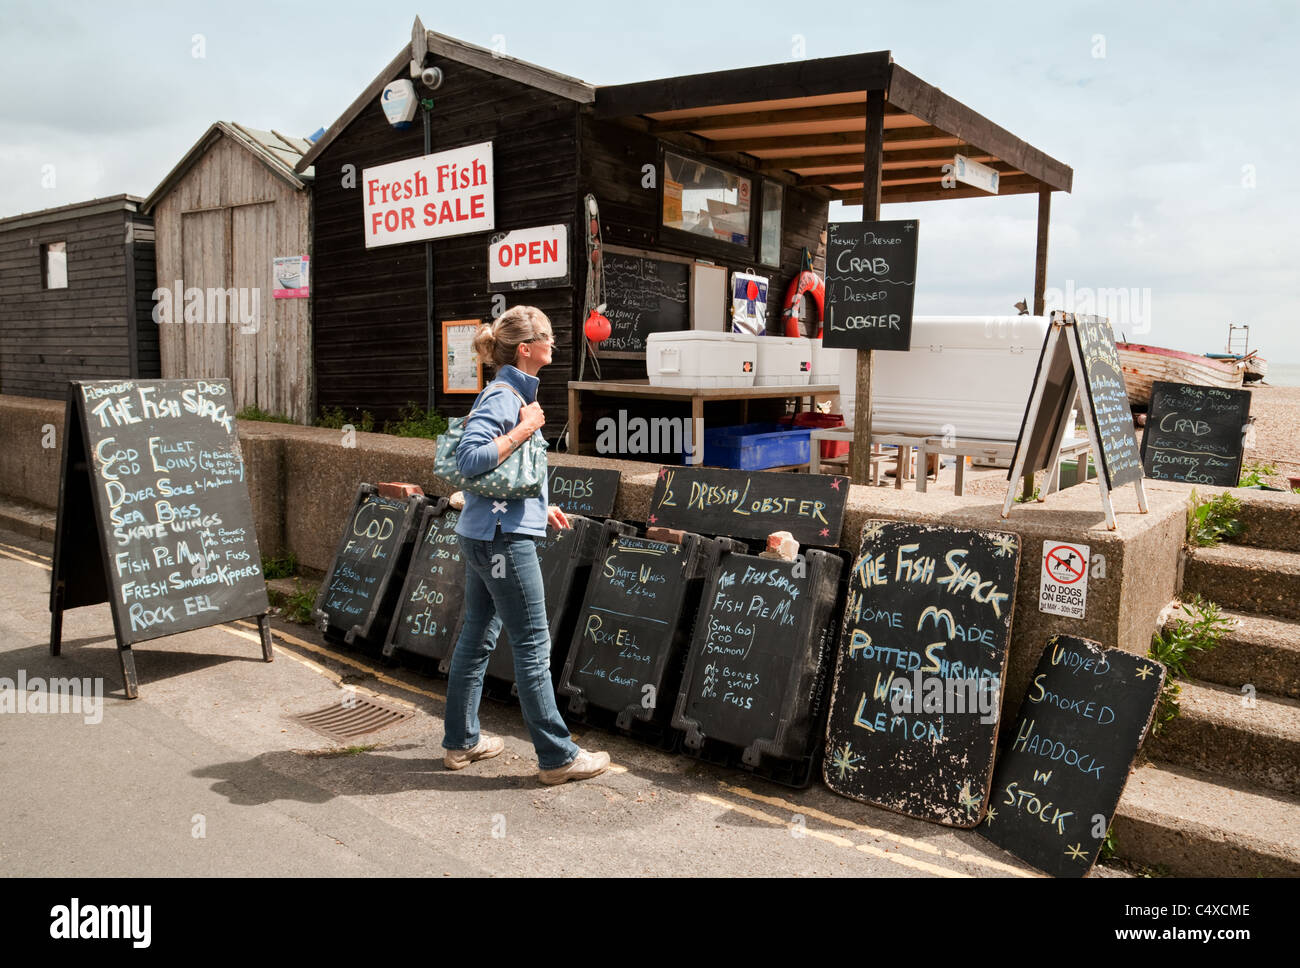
left=442, top=531, right=579, bottom=770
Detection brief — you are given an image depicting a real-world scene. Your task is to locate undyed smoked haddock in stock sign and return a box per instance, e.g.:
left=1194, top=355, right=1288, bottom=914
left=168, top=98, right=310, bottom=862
left=823, top=521, right=1020, bottom=827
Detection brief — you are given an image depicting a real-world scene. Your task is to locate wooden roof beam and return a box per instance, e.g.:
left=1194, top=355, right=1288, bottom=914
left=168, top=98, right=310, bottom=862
left=596, top=51, right=893, bottom=120
left=798, top=160, right=1020, bottom=187
left=646, top=101, right=879, bottom=133
left=837, top=176, right=1044, bottom=205
left=886, top=64, right=1072, bottom=192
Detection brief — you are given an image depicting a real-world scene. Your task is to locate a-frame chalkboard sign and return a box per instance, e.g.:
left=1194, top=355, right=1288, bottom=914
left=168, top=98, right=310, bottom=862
left=1003, top=312, right=1148, bottom=530
left=49, top=379, right=273, bottom=698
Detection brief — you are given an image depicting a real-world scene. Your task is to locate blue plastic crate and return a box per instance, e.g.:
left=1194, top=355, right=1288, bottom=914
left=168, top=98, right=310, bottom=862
left=701, top=422, right=811, bottom=470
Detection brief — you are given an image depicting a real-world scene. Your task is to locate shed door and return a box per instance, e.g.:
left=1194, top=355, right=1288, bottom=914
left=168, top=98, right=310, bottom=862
left=231, top=202, right=274, bottom=414
left=180, top=210, right=229, bottom=381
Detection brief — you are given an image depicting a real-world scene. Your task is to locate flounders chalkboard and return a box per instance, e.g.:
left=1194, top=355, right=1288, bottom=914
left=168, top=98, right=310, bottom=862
left=1141, top=381, right=1251, bottom=487
left=600, top=249, right=690, bottom=355
left=673, top=548, right=844, bottom=784
left=558, top=525, right=740, bottom=732
left=547, top=466, right=621, bottom=518
left=314, top=484, right=426, bottom=647
left=50, top=378, right=272, bottom=697
left=823, top=521, right=1020, bottom=827
left=382, top=499, right=475, bottom=665
left=979, top=636, right=1165, bottom=877
left=648, top=466, right=849, bottom=547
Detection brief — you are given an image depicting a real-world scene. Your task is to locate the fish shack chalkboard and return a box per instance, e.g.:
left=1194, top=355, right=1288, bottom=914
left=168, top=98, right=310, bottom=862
left=823, top=220, right=919, bottom=352
left=314, top=484, right=426, bottom=647
left=823, top=521, right=1020, bottom=827
left=673, top=548, right=844, bottom=783
left=979, top=636, right=1165, bottom=877
left=383, top=500, right=471, bottom=665
left=558, top=526, right=740, bottom=733
left=600, top=250, right=690, bottom=355
left=49, top=379, right=273, bottom=697
left=1141, top=381, right=1251, bottom=487
left=648, top=466, right=849, bottom=546
left=548, top=466, right=621, bottom=518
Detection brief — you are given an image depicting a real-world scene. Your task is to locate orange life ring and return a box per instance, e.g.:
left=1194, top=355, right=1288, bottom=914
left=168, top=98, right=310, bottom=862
left=782, top=270, right=825, bottom=338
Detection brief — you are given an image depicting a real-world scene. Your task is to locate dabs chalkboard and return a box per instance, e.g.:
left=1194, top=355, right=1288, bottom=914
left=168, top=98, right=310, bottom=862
left=1142, top=381, right=1251, bottom=487
left=979, top=636, right=1165, bottom=877
left=823, top=220, right=919, bottom=352
left=648, top=466, right=849, bottom=547
left=673, top=548, right=844, bottom=782
left=383, top=500, right=473, bottom=665
left=314, top=484, right=426, bottom=647
left=1073, top=315, right=1143, bottom=488
left=50, top=379, right=272, bottom=697
left=601, top=250, right=690, bottom=354
left=558, top=526, right=738, bottom=732
left=823, top=521, right=1020, bottom=827
left=548, top=466, right=621, bottom=518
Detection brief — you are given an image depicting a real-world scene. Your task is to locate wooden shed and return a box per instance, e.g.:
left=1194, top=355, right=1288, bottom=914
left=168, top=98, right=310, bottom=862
left=143, top=122, right=314, bottom=422
left=0, top=194, right=159, bottom=399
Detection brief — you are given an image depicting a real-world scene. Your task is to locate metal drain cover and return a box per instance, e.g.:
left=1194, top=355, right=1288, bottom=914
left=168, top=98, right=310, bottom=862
left=289, top=695, right=416, bottom=743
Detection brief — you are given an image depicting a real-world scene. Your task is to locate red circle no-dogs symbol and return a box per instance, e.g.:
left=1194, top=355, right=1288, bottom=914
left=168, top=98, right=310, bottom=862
left=1045, top=545, right=1086, bottom=584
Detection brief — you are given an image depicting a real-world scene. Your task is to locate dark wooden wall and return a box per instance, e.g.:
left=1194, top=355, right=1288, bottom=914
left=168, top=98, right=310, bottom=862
left=128, top=212, right=160, bottom=379
left=0, top=206, right=156, bottom=399
left=311, top=59, right=580, bottom=431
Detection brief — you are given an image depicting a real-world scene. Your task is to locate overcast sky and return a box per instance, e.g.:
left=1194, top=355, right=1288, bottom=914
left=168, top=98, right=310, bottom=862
left=2, top=1, right=1294, bottom=363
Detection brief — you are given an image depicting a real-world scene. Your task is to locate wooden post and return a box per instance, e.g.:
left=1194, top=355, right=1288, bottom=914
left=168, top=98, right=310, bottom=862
left=1033, top=187, right=1051, bottom=316
left=849, top=88, right=886, bottom=485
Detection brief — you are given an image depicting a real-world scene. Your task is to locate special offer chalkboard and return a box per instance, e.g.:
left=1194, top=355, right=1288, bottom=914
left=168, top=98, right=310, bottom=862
left=673, top=548, right=844, bottom=778
left=383, top=500, right=470, bottom=664
left=547, top=466, right=621, bottom=518
left=823, top=219, right=919, bottom=351
left=979, top=636, right=1165, bottom=877
left=601, top=250, right=690, bottom=354
left=1141, top=381, right=1251, bottom=487
left=823, top=521, right=1020, bottom=827
left=558, top=526, right=737, bottom=731
left=648, top=466, right=849, bottom=547
left=314, top=485, right=426, bottom=647
left=49, top=379, right=273, bottom=697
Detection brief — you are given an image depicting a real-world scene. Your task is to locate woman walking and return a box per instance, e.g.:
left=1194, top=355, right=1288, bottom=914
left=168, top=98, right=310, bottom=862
left=442, top=306, right=610, bottom=785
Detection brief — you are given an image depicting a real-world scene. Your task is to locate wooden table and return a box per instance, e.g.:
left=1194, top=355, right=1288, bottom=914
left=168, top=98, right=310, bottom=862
left=919, top=435, right=1093, bottom=496
left=807, top=427, right=929, bottom=489
left=567, top=380, right=840, bottom=465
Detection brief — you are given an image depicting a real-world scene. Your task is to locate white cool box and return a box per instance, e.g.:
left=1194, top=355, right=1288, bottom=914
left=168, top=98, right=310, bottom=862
left=645, top=332, right=813, bottom=388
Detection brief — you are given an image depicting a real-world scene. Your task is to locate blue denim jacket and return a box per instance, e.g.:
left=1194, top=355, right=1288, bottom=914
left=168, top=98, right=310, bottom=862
left=453, top=364, right=549, bottom=539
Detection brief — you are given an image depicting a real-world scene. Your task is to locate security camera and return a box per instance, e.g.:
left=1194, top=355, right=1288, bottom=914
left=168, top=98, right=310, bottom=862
left=420, top=66, right=443, bottom=90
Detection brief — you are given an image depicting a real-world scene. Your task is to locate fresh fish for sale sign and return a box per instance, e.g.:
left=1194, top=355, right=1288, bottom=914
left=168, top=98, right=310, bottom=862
left=363, top=141, right=494, bottom=248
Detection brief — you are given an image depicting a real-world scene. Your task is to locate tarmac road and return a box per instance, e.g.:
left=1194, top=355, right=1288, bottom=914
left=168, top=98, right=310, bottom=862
left=0, top=526, right=1059, bottom=878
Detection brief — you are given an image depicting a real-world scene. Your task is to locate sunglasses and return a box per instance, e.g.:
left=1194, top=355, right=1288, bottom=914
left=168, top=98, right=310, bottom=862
left=524, top=333, right=555, bottom=344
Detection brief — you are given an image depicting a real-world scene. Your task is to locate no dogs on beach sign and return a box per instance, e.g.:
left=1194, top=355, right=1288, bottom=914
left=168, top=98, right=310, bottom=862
left=1039, top=541, right=1089, bottom=619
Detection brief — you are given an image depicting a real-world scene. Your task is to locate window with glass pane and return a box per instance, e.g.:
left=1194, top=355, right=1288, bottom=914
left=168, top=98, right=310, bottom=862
left=662, top=152, right=751, bottom=246
left=759, top=181, right=783, bottom=266
left=43, top=241, right=67, bottom=289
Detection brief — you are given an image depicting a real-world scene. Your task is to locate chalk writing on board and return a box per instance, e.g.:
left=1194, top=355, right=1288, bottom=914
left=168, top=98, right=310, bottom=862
left=823, top=220, right=919, bottom=352
left=602, top=253, right=689, bottom=352
left=1073, top=316, right=1142, bottom=488
left=1141, top=382, right=1251, bottom=487
left=979, top=636, right=1164, bottom=877
left=73, top=379, right=267, bottom=643
left=824, top=521, right=1019, bottom=826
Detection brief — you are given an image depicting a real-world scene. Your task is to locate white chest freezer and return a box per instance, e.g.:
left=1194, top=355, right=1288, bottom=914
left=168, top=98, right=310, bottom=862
left=754, top=335, right=813, bottom=386
left=839, top=315, right=1050, bottom=442
left=646, top=331, right=758, bottom=388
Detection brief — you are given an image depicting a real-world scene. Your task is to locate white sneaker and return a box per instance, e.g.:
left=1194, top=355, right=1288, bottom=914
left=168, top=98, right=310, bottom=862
left=538, top=748, right=611, bottom=785
left=444, top=735, right=505, bottom=770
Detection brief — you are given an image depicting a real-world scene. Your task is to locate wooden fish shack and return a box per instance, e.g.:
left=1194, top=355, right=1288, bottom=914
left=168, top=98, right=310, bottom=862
left=297, top=18, right=1071, bottom=464
left=0, top=195, right=159, bottom=399
left=143, top=122, right=315, bottom=423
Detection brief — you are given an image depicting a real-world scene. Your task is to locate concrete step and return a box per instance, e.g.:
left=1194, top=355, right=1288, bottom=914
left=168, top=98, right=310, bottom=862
left=1232, top=491, right=1300, bottom=553
left=1163, top=607, right=1300, bottom=700
left=1182, top=543, right=1300, bottom=620
left=1114, top=762, right=1300, bottom=877
left=1146, top=678, right=1300, bottom=795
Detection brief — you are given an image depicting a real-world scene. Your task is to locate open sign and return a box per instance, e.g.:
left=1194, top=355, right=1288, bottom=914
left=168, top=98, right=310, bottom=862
left=488, top=224, right=569, bottom=291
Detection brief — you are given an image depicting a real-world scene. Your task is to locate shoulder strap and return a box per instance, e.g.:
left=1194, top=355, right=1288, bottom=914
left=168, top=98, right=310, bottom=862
left=468, top=381, right=527, bottom=418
